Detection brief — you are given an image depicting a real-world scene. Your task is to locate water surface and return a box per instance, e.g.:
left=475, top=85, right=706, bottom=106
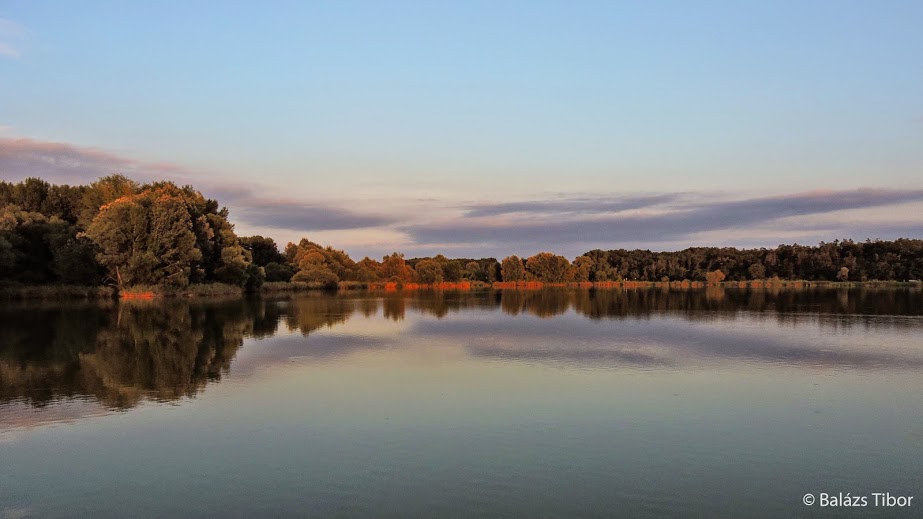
left=1, top=288, right=921, bottom=518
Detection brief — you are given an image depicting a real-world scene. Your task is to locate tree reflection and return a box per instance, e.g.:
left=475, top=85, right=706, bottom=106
left=0, top=299, right=257, bottom=409
left=1, top=286, right=920, bottom=413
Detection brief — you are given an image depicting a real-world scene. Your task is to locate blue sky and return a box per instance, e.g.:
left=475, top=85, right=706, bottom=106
left=1, top=1, right=921, bottom=258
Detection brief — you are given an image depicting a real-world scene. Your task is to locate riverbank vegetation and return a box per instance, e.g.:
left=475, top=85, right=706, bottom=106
left=2, top=176, right=922, bottom=298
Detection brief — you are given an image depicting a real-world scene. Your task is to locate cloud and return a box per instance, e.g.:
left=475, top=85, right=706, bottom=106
left=0, top=136, right=397, bottom=232
left=464, top=194, right=683, bottom=217
left=403, top=189, right=923, bottom=253
left=0, top=42, right=19, bottom=58
left=231, top=199, right=397, bottom=231
left=0, top=137, right=184, bottom=183
left=413, top=313, right=923, bottom=371
left=2, top=134, right=921, bottom=256
left=0, top=17, right=25, bottom=59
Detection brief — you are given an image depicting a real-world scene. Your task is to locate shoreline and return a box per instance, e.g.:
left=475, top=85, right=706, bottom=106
left=0, top=279, right=919, bottom=301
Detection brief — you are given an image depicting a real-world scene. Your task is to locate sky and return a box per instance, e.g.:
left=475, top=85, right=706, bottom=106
left=1, top=1, right=921, bottom=259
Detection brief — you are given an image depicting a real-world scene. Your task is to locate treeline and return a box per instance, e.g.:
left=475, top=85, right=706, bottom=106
left=0, top=176, right=261, bottom=290
left=578, top=240, right=923, bottom=283
left=2, top=176, right=922, bottom=291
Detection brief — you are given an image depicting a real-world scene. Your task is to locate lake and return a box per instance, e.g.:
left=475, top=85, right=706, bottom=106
left=1, top=288, right=921, bottom=518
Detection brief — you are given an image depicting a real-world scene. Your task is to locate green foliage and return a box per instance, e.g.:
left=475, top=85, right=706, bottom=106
left=243, top=263, right=265, bottom=292
left=53, top=237, right=105, bottom=285
left=0, top=235, right=14, bottom=271
left=240, top=235, right=284, bottom=266
left=0, top=204, right=99, bottom=284
left=356, top=257, right=382, bottom=282
left=381, top=252, right=414, bottom=282
left=571, top=256, right=594, bottom=282
left=292, top=266, right=339, bottom=288
left=86, top=188, right=202, bottom=287
left=82, top=181, right=258, bottom=289
left=5, top=177, right=923, bottom=290
left=77, top=175, right=138, bottom=229
left=263, top=261, right=295, bottom=282
left=525, top=252, right=571, bottom=283
left=415, top=259, right=444, bottom=284
left=500, top=255, right=525, bottom=282
left=288, top=239, right=359, bottom=284
left=582, top=239, right=923, bottom=282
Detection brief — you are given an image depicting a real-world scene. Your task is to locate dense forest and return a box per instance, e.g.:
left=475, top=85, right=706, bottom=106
left=1, top=176, right=922, bottom=292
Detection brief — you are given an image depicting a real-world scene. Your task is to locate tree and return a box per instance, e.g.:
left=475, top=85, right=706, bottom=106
left=15, top=178, right=50, bottom=213
left=53, top=237, right=104, bottom=285
left=381, top=252, right=414, bottom=283
left=264, top=261, right=295, bottom=282
left=415, top=259, right=444, bottom=284
left=0, top=235, right=15, bottom=272
left=463, top=261, right=481, bottom=280
left=525, top=252, right=570, bottom=283
left=86, top=188, right=201, bottom=287
left=748, top=263, right=766, bottom=280
left=837, top=266, right=849, bottom=281
left=705, top=269, right=726, bottom=285
left=571, top=256, right=594, bottom=282
left=240, top=235, right=284, bottom=266
left=0, top=204, right=84, bottom=284
left=78, top=175, right=138, bottom=229
left=356, top=257, right=382, bottom=282
left=501, top=255, right=526, bottom=282
left=288, top=239, right=359, bottom=283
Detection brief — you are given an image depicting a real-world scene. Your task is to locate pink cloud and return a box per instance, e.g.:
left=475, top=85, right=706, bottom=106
left=0, top=137, right=184, bottom=183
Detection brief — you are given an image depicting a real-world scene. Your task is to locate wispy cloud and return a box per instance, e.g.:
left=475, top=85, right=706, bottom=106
left=402, top=189, right=923, bottom=255
left=0, top=42, right=19, bottom=58
left=0, top=17, right=25, bottom=59
left=230, top=199, right=397, bottom=231
left=2, top=135, right=921, bottom=257
left=0, top=137, right=183, bottom=183
left=0, top=136, right=397, bottom=233
left=464, top=194, right=683, bottom=217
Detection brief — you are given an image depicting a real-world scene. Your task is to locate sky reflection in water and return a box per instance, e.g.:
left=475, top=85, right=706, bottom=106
left=1, top=288, right=921, bottom=518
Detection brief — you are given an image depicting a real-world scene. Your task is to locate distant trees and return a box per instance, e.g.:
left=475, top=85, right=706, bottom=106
left=571, top=256, right=593, bottom=282
left=241, top=235, right=294, bottom=283
left=381, top=252, right=414, bottom=283
left=3, top=176, right=923, bottom=289
left=837, top=266, right=849, bottom=281
left=525, top=252, right=571, bottom=283
left=500, top=255, right=525, bottom=282
left=414, top=259, right=444, bottom=284
left=286, top=239, right=357, bottom=287
left=574, top=240, right=923, bottom=283
left=705, top=269, right=726, bottom=285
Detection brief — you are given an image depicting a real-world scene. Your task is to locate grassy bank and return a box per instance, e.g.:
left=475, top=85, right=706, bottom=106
left=119, top=283, right=244, bottom=298
left=1, top=279, right=918, bottom=301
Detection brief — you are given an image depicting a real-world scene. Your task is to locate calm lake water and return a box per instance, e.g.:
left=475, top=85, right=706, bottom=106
left=1, top=288, right=922, bottom=518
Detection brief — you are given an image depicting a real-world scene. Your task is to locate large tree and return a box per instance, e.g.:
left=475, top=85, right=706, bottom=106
left=525, top=252, right=571, bottom=283
left=500, top=255, right=526, bottom=282
left=86, top=188, right=201, bottom=287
